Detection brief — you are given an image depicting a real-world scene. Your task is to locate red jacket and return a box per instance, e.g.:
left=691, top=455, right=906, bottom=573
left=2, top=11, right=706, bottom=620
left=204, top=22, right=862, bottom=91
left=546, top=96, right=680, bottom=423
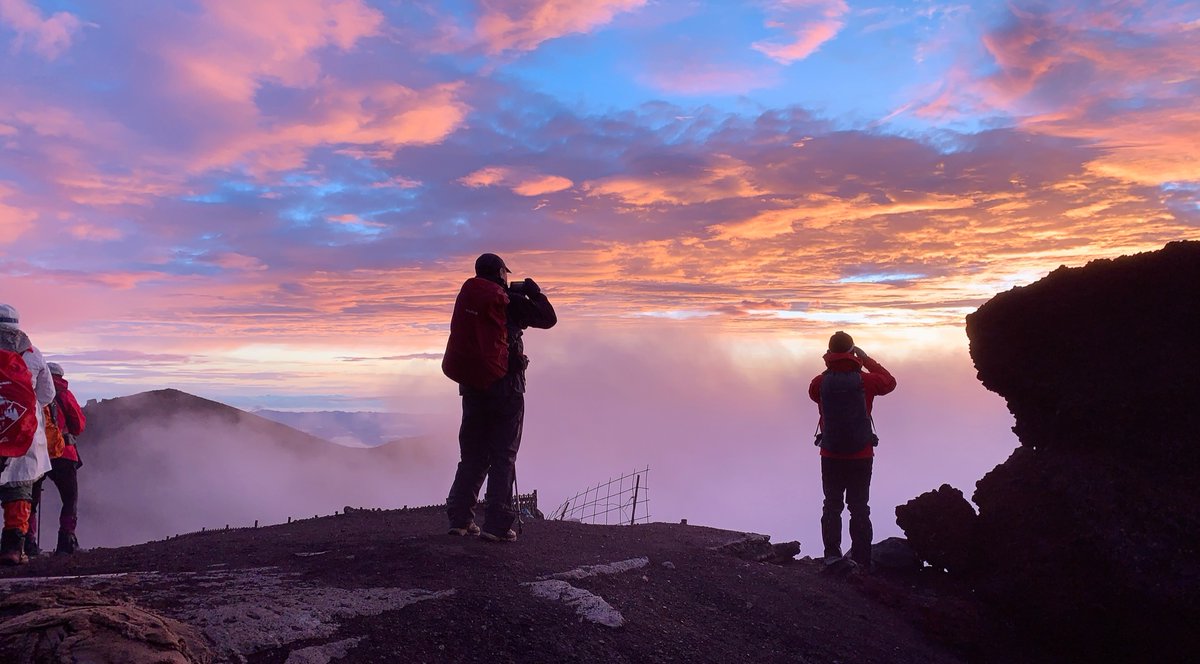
left=809, top=352, right=896, bottom=459
left=52, top=375, right=85, bottom=463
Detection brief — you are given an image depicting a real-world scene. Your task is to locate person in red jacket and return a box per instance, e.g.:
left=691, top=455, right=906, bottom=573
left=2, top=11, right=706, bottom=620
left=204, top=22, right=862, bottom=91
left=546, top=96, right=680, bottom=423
left=28, top=362, right=86, bottom=555
left=809, top=331, right=896, bottom=569
left=445, top=253, right=556, bottom=543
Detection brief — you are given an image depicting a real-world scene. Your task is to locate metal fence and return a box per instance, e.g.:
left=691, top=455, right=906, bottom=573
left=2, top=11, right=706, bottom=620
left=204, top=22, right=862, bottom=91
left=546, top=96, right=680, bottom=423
left=553, top=467, right=649, bottom=525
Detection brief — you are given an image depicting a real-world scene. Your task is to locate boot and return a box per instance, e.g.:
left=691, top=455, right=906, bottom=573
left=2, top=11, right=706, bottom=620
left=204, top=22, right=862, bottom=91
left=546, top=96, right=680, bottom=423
left=23, top=532, right=39, bottom=557
left=0, top=528, right=28, bottom=566
left=55, top=530, right=79, bottom=555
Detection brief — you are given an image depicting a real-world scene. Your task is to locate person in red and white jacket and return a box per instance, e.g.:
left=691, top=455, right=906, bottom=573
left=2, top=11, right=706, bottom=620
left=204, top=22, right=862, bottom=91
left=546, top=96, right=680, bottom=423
left=809, top=331, right=896, bottom=568
left=28, top=362, right=87, bottom=556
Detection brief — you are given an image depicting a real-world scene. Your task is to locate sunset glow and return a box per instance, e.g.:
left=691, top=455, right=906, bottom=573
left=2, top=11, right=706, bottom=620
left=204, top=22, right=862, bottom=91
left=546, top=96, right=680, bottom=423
left=1, top=0, right=1196, bottom=407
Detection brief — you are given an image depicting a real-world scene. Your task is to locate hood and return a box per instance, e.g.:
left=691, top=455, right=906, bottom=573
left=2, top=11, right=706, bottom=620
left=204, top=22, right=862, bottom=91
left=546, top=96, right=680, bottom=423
left=822, top=351, right=863, bottom=372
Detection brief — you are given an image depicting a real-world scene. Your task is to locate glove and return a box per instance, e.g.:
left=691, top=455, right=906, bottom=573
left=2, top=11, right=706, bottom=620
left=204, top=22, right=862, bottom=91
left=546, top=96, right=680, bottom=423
left=521, top=277, right=541, bottom=294
left=851, top=346, right=871, bottom=362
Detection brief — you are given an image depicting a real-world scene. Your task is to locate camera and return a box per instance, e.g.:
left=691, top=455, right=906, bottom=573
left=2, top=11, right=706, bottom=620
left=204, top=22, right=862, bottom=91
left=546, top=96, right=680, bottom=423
left=507, top=278, right=536, bottom=294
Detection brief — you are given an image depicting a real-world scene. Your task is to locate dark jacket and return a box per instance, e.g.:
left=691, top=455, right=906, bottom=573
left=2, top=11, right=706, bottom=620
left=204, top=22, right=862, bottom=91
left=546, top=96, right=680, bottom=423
left=809, top=352, right=896, bottom=459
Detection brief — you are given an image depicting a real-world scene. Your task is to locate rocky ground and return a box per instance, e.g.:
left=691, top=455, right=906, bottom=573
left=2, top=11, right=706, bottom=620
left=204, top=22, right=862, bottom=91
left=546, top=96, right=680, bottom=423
left=0, top=507, right=996, bottom=663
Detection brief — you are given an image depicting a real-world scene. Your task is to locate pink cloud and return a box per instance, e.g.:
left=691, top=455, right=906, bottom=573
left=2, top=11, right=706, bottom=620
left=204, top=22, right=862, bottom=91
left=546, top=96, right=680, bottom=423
left=206, top=252, right=269, bottom=272
left=68, top=223, right=124, bottom=241
left=639, top=63, right=780, bottom=96
left=0, top=182, right=35, bottom=239
left=163, top=0, right=385, bottom=101
left=910, top=2, right=1200, bottom=184
left=752, top=0, right=848, bottom=64
left=475, top=0, right=647, bottom=53
left=460, top=166, right=574, bottom=196
left=0, top=0, right=84, bottom=59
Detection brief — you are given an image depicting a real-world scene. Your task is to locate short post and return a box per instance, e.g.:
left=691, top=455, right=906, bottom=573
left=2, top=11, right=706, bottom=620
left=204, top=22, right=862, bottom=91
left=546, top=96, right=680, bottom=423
left=254, top=520, right=258, bottom=528
left=629, top=474, right=641, bottom=526
left=287, top=517, right=292, bottom=524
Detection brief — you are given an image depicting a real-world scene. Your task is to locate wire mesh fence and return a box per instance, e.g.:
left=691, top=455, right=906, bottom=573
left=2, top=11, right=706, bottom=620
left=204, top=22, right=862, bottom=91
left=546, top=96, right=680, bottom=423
left=553, top=466, right=649, bottom=525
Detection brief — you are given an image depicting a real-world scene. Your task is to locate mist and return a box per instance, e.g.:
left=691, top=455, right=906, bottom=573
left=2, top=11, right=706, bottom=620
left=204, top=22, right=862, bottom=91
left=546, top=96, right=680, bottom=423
left=52, top=324, right=1017, bottom=555
left=54, top=412, right=460, bottom=549
left=508, top=326, right=1017, bottom=552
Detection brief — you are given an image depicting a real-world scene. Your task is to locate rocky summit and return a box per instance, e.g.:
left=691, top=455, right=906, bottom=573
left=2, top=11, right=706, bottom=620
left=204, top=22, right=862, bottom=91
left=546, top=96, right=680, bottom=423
left=899, top=241, right=1200, bottom=662
left=0, top=507, right=983, bottom=664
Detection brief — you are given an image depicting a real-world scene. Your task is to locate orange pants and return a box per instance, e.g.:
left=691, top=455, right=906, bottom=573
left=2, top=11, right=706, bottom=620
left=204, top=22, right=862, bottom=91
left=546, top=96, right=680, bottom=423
left=2, top=500, right=31, bottom=532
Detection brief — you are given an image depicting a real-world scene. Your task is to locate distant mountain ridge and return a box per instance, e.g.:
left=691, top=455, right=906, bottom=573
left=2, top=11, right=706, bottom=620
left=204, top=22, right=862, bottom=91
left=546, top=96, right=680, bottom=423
left=83, top=388, right=335, bottom=451
left=67, top=388, right=449, bottom=549
left=252, top=409, right=423, bottom=448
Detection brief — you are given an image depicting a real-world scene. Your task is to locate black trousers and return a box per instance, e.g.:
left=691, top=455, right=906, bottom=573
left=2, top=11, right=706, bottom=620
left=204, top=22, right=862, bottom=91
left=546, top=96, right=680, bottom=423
left=446, top=379, right=524, bottom=534
left=820, top=457, right=873, bottom=563
left=31, top=457, right=80, bottom=538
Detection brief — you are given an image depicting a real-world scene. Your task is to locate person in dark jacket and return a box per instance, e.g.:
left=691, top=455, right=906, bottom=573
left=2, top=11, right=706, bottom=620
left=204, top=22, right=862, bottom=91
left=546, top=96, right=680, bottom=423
left=809, top=331, right=896, bottom=569
left=446, top=253, right=556, bottom=542
left=28, top=362, right=86, bottom=556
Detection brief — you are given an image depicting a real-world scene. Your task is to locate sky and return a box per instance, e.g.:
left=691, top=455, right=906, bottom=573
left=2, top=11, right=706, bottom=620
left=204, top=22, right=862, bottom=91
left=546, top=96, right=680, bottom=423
left=3, top=1, right=1199, bottom=544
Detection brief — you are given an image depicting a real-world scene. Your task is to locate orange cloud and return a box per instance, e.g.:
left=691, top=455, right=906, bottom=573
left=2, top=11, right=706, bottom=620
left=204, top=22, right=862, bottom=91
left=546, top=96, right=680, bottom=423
left=752, top=0, right=848, bottom=64
left=710, top=193, right=977, bottom=241
left=585, top=155, right=763, bottom=206
left=475, top=0, right=646, bottom=53
left=0, top=0, right=84, bottom=59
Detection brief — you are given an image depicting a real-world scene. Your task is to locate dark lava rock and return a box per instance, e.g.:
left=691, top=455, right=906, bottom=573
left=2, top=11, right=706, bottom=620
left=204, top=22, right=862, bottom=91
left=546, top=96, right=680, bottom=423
left=713, top=534, right=801, bottom=564
left=964, top=241, right=1200, bottom=661
left=966, top=240, right=1200, bottom=460
left=871, top=537, right=921, bottom=573
left=895, top=485, right=977, bottom=575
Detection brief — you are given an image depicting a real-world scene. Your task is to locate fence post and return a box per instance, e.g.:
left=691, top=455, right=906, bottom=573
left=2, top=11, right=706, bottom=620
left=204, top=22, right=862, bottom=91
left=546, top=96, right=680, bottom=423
left=630, top=474, right=641, bottom=526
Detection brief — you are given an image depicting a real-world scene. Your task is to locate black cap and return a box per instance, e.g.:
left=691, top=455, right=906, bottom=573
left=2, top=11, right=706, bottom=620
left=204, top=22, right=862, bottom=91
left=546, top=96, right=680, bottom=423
left=828, top=331, right=854, bottom=353
left=474, top=253, right=510, bottom=277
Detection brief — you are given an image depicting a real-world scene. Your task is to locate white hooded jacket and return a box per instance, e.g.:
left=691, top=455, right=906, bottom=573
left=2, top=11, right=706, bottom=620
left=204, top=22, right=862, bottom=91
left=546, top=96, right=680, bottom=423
left=0, top=339, right=54, bottom=484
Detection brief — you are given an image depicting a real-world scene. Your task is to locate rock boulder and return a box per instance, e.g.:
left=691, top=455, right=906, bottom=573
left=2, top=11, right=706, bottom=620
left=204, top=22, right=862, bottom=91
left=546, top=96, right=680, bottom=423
left=894, top=484, right=976, bottom=574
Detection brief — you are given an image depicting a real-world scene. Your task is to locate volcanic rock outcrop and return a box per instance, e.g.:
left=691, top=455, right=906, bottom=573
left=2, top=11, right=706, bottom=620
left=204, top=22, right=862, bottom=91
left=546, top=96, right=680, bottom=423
left=0, top=586, right=213, bottom=663
left=894, top=484, right=976, bottom=574
left=899, top=240, right=1200, bottom=661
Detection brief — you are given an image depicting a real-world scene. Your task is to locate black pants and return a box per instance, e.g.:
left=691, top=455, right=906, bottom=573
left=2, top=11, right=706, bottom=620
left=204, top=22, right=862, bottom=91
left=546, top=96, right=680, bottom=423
left=446, top=379, right=524, bottom=535
left=31, top=457, right=80, bottom=540
left=820, top=457, right=873, bottom=563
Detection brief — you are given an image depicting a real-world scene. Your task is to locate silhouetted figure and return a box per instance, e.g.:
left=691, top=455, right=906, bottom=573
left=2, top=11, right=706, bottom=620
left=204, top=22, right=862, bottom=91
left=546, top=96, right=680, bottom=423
left=29, top=362, right=86, bottom=556
left=443, top=254, right=556, bottom=542
left=809, top=331, right=896, bottom=569
left=0, top=304, right=54, bottom=566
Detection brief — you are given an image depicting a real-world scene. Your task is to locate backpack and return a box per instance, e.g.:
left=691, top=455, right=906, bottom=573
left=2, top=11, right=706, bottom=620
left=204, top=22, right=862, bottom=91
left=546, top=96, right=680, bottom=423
left=44, top=404, right=66, bottom=459
left=817, top=369, right=878, bottom=454
left=442, top=277, right=510, bottom=390
left=0, top=348, right=38, bottom=459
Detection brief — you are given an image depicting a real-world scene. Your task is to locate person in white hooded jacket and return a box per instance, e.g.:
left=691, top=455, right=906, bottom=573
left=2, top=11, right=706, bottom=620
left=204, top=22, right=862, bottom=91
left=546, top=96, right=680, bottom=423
left=0, top=304, right=54, bottom=565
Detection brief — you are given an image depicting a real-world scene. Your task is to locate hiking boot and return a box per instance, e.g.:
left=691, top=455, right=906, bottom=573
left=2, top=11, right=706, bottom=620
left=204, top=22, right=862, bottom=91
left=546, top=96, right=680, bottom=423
left=0, top=529, right=28, bottom=566
left=479, top=529, right=517, bottom=543
left=447, top=523, right=481, bottom=537
left=55, top=531, right=79, bottom=555
left=23, top=534, right=39, bottom=558
left=820, top=556, right=857, bottom=577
